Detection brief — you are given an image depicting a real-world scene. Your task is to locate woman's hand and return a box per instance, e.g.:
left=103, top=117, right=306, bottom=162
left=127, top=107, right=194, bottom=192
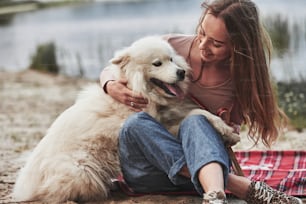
left=105, top=79, right=148, bottom=112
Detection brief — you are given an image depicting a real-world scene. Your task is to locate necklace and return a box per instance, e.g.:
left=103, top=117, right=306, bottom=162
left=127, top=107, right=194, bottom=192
left=188, top=36, right=205, bottom=83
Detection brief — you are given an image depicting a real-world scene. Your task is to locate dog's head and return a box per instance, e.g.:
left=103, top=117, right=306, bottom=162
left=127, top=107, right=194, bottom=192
left=110, top=36, right=190, bottom=105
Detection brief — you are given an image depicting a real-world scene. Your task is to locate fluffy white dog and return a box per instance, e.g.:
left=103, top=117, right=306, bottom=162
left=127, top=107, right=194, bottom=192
left=13, top=36, right=239, bottom=202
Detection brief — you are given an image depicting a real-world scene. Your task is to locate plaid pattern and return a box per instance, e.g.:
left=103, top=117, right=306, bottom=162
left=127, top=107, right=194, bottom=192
left=235, top=150, right=306, bottom=196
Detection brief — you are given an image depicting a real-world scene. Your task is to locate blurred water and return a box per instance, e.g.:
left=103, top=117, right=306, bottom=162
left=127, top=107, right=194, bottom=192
left=0, top=0, right=305, bottom=81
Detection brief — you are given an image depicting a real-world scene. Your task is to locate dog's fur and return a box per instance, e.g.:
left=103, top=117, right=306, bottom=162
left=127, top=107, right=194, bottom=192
left=13, top=36, right=239, bottom=202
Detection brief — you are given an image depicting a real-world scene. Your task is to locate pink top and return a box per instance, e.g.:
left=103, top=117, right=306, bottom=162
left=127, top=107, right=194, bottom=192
left=100, top=34, right=242, bottom=127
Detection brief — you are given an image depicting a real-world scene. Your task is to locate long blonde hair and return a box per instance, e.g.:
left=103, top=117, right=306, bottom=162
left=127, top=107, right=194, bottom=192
left=199, top=0, right=287, bottom=147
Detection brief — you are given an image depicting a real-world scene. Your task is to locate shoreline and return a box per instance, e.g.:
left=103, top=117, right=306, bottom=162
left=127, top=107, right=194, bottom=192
left=0, top=0, right=155, bottom=16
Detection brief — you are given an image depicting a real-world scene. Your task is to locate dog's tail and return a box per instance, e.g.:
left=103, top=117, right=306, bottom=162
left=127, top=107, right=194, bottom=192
left=13, top=153, right=117, bottom=202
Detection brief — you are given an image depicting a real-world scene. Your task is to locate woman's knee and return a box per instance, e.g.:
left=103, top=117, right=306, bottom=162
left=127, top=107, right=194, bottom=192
left=178, top=114, right=225, bottom=148
left=119, top=112, right=154, bottom=141
left=180, top=114, right=209, bottom=128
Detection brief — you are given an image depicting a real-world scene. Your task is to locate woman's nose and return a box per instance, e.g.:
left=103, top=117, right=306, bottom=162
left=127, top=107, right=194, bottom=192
left=198, top=37, right=209, bottom=50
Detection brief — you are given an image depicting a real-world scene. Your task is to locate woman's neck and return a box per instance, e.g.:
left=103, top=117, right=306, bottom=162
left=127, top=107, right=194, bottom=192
left=203, top=58, right=230, bottom=70
left=200, top=59, right=231, bottom=86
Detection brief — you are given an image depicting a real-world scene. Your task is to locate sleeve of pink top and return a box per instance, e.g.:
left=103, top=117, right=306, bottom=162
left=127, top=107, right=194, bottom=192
left=99, top=66, right=116, bottom=93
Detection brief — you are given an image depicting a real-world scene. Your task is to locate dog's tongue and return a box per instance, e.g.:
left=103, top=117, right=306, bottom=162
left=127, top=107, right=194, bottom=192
left=165, top=84, right=184, bottom=99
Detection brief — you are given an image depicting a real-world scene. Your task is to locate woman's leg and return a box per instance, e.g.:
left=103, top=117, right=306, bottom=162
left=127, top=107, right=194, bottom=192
left=178, top=114, right=231, bottom=195
left=119, top=112, right=193, bottom=193
left=227, top=174, right=250, bottom=199
left=198, top=163, right=225, bottom=194
left=119, top=112, right=230, bottom=195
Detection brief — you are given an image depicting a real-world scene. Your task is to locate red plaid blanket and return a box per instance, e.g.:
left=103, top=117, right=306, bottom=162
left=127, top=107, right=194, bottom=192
left=114, top=150, right=305, bottom=197
left=235, top=150, right=306, bottom=196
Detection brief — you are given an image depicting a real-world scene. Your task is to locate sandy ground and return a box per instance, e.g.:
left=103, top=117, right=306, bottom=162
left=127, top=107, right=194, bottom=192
left=0, top=70, right=305, bottom=204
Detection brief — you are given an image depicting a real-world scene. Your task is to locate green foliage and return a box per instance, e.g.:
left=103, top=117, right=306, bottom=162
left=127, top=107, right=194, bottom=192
left=30, top=42, right=59, bottom=74
left=277, top=81, right=306, bottom=131
left=265, top=15, right=290, bottom=57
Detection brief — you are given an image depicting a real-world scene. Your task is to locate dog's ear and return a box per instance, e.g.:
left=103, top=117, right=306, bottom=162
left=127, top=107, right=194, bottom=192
left=110, top=49, right=130, bottom=68
left=128, top=70, right=145, bottom=94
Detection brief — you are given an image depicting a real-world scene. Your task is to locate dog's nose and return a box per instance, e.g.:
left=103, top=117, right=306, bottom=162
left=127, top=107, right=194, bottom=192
left=176, top=69, right=185, bottom=81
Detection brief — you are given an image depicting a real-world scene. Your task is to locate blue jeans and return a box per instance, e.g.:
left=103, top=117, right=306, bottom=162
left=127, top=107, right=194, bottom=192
left=119, top=112, right=230, bottom=194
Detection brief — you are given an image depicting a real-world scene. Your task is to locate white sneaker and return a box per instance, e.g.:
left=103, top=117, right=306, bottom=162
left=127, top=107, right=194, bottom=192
left=203, top=190, right=228, bottom=204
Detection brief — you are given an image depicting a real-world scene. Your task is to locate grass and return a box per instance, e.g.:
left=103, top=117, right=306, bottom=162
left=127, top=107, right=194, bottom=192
left=277, top=81, right=306, bottom=131
left=29, top=42, right=59, bottom=73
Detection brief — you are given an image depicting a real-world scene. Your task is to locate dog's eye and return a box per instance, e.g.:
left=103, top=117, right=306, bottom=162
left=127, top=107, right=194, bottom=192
left=152, top=60, right=162, bottom=67
left=170, top=57, right=173, bottom=62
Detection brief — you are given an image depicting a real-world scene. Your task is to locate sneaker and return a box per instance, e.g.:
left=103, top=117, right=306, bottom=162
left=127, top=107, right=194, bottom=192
left=203, top=190, right=228, bottom=204
left=245, top=181, right=303, bottom=204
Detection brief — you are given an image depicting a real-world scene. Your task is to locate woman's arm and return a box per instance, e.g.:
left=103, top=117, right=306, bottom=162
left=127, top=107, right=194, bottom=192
left=99, top=66, right=115, bottom=93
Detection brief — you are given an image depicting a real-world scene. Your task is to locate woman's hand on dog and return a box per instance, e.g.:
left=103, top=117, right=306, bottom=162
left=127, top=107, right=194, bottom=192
left=106, top=79, right=148, bottom=111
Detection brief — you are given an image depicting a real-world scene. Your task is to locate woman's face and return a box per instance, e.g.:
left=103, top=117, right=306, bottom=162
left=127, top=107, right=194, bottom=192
left=197, top=13, right=232, bottom=63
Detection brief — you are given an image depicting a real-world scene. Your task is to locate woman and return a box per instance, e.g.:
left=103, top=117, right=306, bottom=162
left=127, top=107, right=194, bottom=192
left=100, top=0, right=302, bottom=203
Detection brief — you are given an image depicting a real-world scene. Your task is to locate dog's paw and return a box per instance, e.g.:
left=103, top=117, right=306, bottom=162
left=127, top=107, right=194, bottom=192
left=208, top=115, right=231, bottom=136
left=208, top=116, right=240, bottom=146
left=189, top=109, right=241, bottom=146
left=222, top=132, right=240, bottom=146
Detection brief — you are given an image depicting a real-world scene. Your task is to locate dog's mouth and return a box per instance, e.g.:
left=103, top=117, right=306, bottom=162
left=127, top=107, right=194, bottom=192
left=150, top=78, right=184, bottom=99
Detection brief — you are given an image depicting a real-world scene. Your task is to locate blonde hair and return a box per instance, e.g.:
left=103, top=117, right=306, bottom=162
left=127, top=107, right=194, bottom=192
left=198, top=0, right=287, bottom=147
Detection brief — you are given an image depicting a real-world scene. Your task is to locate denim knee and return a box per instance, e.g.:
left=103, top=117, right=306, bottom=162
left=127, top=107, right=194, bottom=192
left=181, top=114, right=209, bottom=128
left=178, top=114, right=209, bottom=141
left=119, top=112, right=150, bottom=141
left=178, top=114, right=231, bottom=193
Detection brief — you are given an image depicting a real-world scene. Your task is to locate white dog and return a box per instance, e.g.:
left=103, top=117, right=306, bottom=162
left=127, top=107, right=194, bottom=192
left=13, top=36, right=239, bottom=202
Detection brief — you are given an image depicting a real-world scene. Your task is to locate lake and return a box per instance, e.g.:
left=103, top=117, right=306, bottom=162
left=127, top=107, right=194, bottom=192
left=0, top=0, right=305, bottom=81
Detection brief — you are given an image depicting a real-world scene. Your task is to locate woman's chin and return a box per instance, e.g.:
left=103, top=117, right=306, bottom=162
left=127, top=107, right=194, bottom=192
left=201, top=54, right=213, bottom=62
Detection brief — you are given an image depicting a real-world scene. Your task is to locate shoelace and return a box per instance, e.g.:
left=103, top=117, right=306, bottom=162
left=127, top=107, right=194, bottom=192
left=254, top=182, right=297, bottom=203
left=247, top=181, right=303, bottom=204
left=254, top=182, right=274, bottom=203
